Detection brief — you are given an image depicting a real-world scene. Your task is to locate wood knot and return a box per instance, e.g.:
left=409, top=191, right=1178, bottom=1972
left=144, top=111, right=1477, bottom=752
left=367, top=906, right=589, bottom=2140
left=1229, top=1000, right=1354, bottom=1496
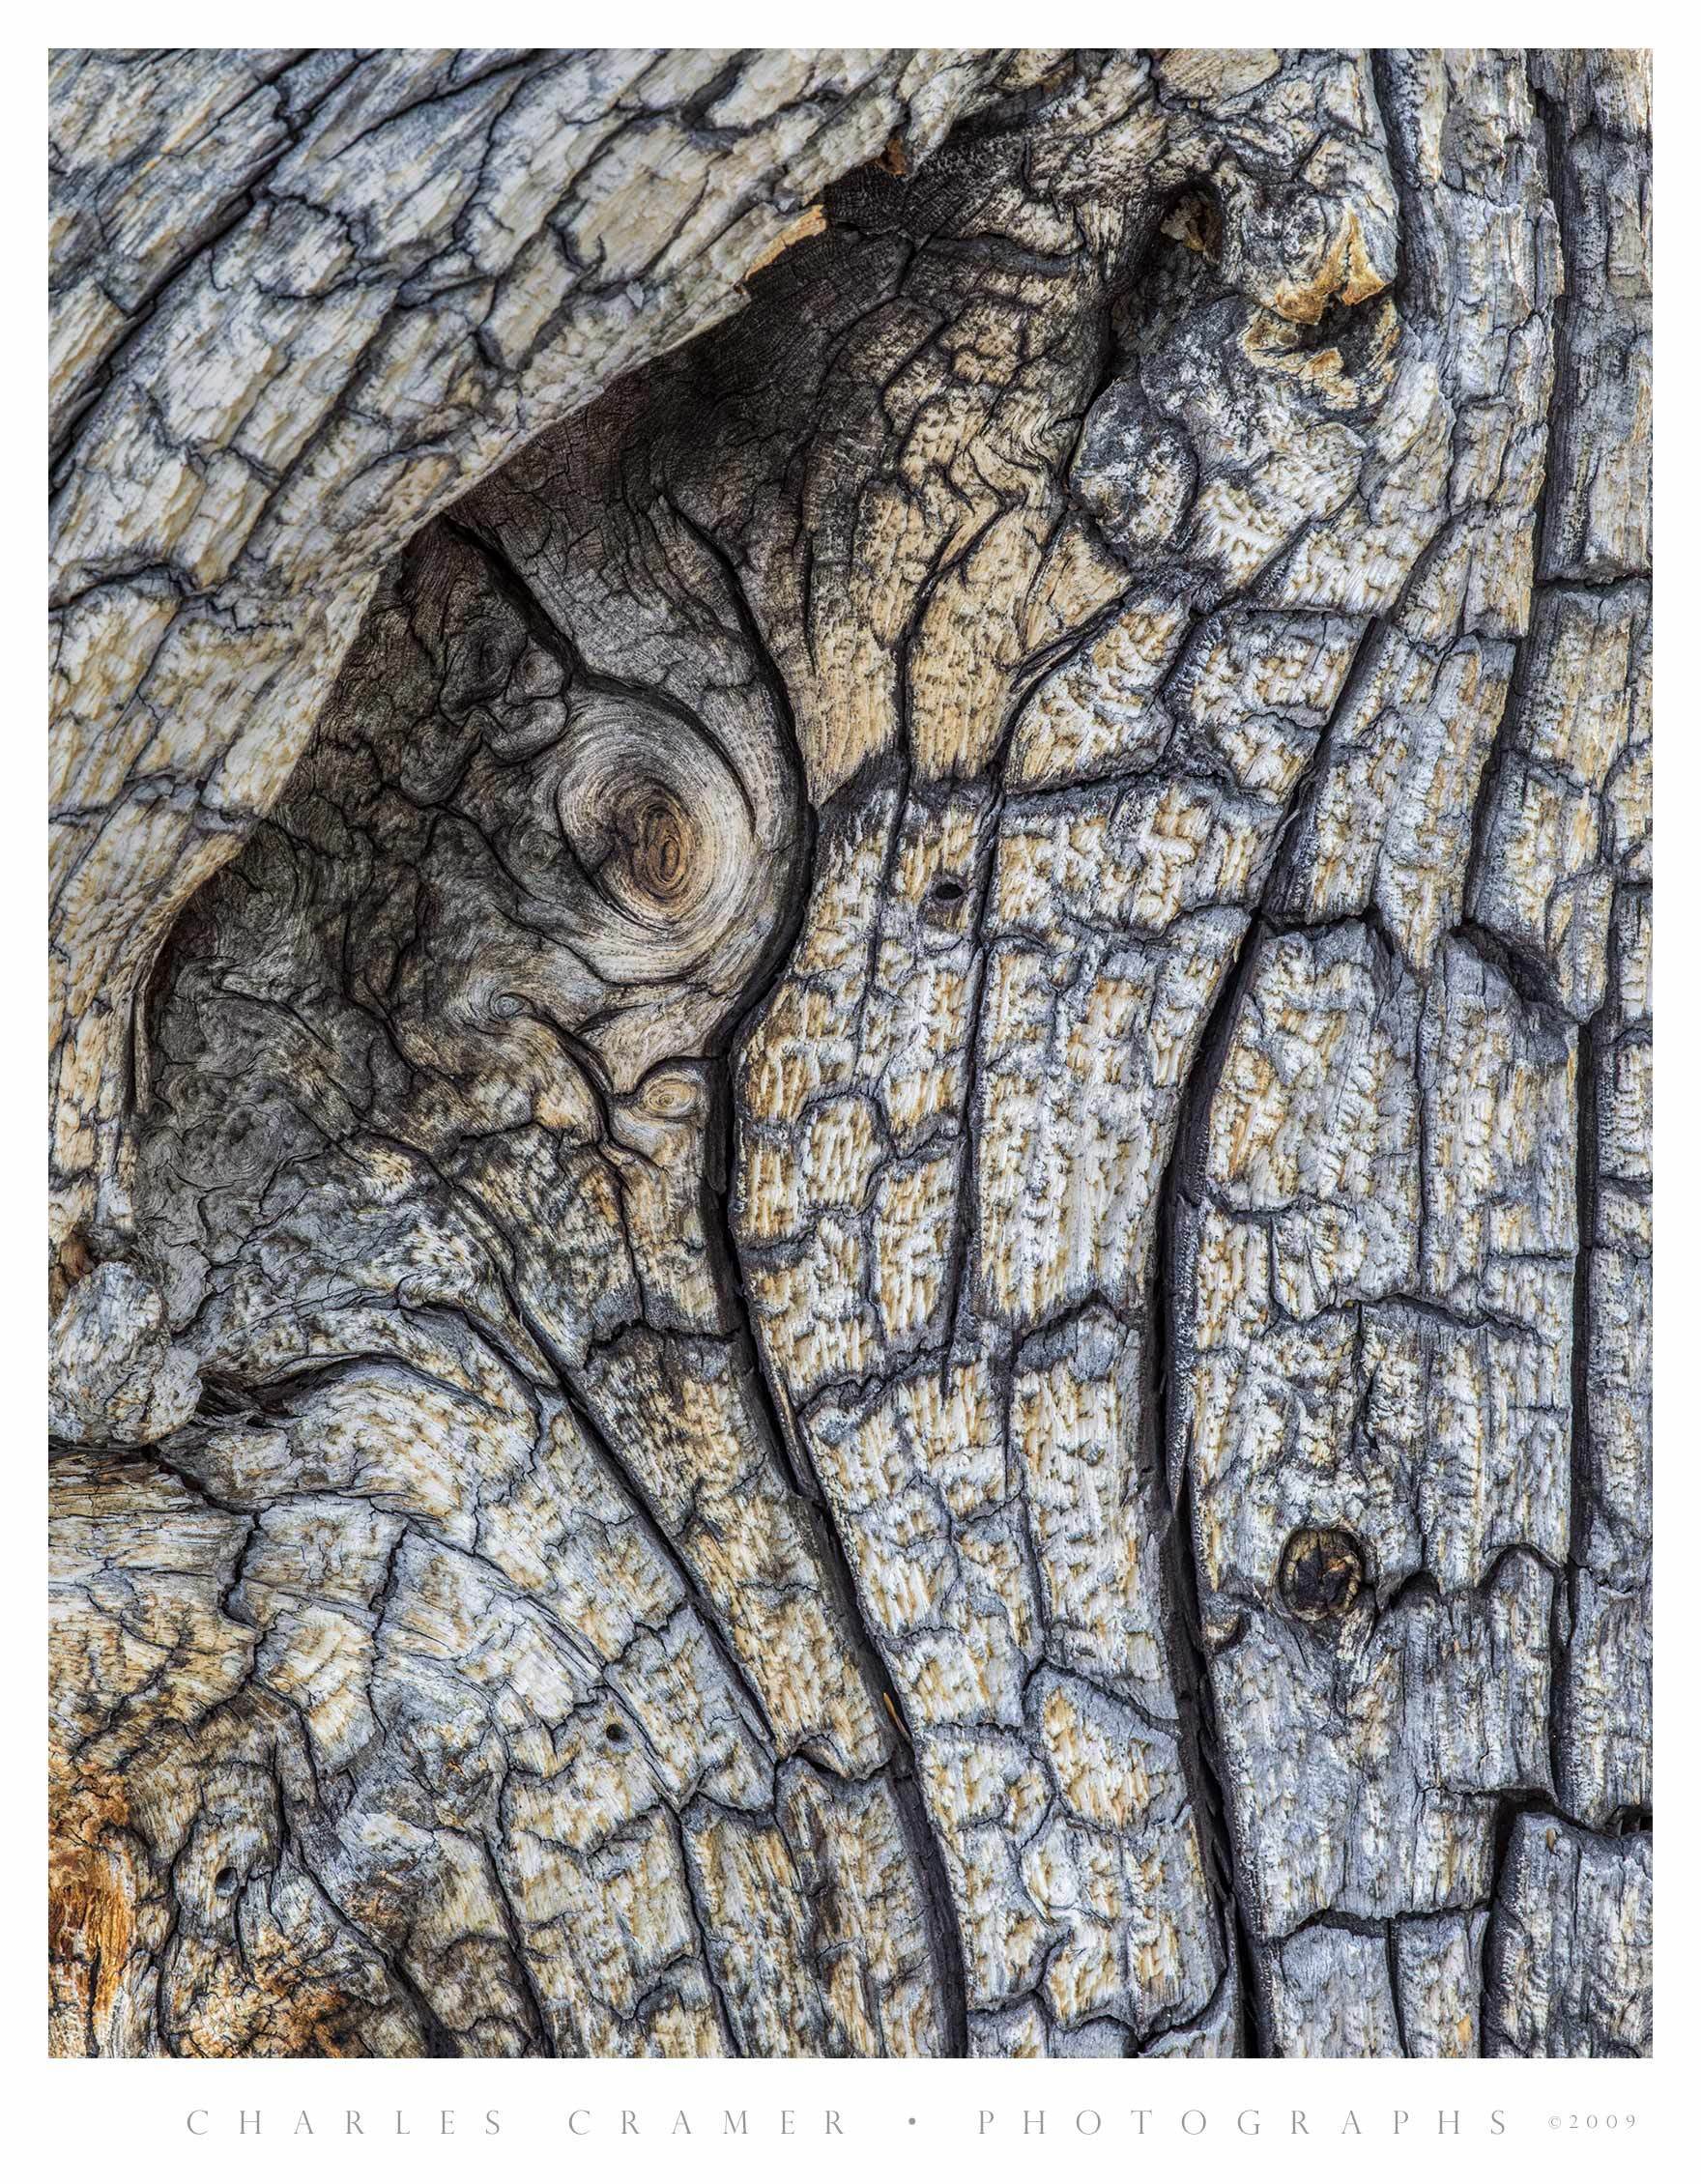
left=551, top=694, right=742, bottom=934
left=615, top=781, right=697, bottom=908
left=1278, top=1526, right=1365, bottom=1623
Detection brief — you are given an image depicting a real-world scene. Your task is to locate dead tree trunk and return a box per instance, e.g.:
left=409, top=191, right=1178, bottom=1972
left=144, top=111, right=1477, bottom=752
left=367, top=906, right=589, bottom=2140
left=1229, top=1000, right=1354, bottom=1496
left=49, top=47, right=1651, bottom=2059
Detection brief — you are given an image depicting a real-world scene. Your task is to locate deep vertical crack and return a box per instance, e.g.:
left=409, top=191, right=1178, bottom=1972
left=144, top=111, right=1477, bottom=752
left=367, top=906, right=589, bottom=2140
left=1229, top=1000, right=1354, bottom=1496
left=1150, top=915, right=1273, bottom=2057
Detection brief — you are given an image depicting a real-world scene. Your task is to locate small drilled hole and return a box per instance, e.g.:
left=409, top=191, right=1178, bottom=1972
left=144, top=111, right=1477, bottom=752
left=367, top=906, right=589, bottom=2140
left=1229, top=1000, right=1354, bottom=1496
left=605, top=1722, right=628, bottom=1748
left=214, top=1866, right=240, bottom=1897
left=929, top=876, right=966, bottom=910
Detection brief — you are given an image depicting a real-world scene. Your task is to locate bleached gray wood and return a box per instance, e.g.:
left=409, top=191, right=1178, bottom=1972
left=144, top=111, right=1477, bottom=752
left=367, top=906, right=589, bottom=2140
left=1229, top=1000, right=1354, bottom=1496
left=49, top=45, right=1651, bottom=2060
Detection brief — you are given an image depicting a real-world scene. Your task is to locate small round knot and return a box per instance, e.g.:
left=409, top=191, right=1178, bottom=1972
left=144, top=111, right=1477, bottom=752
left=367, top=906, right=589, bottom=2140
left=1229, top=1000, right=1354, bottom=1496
left=616, top=780, right=696, bottom=908
left=550, top=695, right=740, bottom=942
left=1278, top=1526, right=1365, bottom=1623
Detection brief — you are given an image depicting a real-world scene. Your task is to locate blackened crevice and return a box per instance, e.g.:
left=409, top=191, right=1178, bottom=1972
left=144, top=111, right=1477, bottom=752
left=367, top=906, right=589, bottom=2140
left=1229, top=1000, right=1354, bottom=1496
left=676, top=514, right=974, bottom=2056
left=1460, top=67, right=1572, bottom=940
left=1554, top=1008, right=1599, bottom=1810
left=717, top=1007, right=976, bottom=2060
left=1150, top=917, right=1275, bottom=2058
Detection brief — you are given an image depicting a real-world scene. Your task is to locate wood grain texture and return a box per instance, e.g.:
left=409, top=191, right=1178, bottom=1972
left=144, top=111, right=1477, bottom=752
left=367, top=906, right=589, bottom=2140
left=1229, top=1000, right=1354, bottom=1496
left=49, top=46, right=1651, bottom=2059
left=49, top=43, right=1050, bottom=1294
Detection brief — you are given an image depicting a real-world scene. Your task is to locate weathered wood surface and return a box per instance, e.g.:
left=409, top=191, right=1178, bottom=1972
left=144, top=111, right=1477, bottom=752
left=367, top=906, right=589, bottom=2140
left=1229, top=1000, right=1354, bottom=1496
left=49, top=47, right=1651, bottom=2059
left=48, top=44, right=1049, bottom=1297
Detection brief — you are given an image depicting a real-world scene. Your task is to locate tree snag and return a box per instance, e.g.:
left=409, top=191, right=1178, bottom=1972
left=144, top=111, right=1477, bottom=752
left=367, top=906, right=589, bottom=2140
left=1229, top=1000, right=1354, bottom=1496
left=49, top=46, right=1651, bottom=2059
